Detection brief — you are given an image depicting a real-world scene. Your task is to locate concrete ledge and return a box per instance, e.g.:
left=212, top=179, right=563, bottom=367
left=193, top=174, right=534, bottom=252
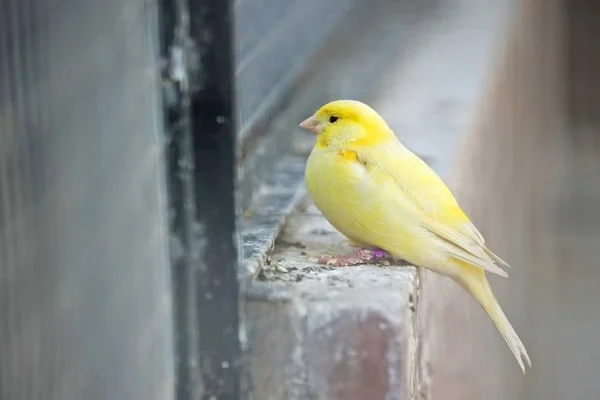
left=246, top=199, right=417, bottom=400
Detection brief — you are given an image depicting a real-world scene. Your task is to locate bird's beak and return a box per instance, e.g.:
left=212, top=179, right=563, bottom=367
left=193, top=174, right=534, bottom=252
left=299, top=115, right=319, bottom=134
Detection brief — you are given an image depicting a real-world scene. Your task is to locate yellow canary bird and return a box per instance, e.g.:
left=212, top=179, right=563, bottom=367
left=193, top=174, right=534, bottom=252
left=299, top=99, right=531, bottom=372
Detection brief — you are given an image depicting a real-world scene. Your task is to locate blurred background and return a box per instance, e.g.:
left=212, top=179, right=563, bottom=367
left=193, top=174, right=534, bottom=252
left=0, top=0, right=599, bottom=399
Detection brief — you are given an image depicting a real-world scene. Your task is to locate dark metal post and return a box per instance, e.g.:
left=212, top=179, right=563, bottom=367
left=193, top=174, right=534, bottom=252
left=188, top=0, right=242, bottom=398
left=161, top=0, right=241, bottom=397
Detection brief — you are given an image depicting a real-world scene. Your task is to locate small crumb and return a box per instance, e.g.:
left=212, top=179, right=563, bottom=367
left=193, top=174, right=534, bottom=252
left=304, top=265, right=328, bottom=273
left=295, top=275, right=304, bottom=282
left=300, top=251, right=307, bottom=256
left=408, top=293, right=414, bottom=303
left=382, top=260, right=390, bottom=266
left=258, top=269, right=275, bottom=281
left=276, top=265, right=288, bottom=273
left=310, top=228, right=333, bottom=235
left=410, top=306, right=416, bottom=313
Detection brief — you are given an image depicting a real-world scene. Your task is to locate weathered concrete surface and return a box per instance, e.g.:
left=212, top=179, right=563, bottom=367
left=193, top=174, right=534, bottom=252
left=246, top=198, right=417, bottom=400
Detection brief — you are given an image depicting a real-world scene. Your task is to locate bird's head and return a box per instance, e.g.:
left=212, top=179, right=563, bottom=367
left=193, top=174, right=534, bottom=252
left=299, top=100, right=394, bottom=148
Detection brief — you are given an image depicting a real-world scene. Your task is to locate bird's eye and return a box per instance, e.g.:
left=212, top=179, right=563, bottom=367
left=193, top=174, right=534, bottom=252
left=329, top=115, right=339, bottom=123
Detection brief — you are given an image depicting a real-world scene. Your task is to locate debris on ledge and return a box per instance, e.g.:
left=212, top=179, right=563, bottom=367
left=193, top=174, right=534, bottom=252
left=260, top=197, right=415, bottom=295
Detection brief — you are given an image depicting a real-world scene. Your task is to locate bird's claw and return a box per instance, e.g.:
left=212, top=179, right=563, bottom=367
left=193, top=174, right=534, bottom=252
left=317, top=248, right=391, bottom=267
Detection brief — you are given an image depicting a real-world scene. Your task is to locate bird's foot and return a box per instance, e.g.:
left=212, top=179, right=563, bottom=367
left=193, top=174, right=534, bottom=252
left=317, top=248, right=391, bottom=267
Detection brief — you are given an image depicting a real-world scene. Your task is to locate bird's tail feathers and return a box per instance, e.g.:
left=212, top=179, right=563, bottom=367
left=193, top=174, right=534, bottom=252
left=456, top=271, right=531, bottom=373
left=483, top=246, right=512, bottom=269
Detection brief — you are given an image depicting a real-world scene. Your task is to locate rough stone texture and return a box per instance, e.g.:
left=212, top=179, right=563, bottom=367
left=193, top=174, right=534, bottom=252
left=246, top=199, right=417, bottom=400
left=245, top=287, right=307, bottom=399
left=241, top=154, right=307, bottom=279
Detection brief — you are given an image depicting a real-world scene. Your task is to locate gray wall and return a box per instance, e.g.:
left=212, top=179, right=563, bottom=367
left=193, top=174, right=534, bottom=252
left=0, top=0, right=174, bottom=399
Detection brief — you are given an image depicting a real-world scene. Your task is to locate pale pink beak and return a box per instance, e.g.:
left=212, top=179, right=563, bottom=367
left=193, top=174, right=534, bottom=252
left=299, top=115, right=319, bottom=134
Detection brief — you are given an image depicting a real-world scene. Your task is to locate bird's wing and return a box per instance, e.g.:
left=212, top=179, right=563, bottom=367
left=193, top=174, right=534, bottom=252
left=366, top=144, right=511, bottom=276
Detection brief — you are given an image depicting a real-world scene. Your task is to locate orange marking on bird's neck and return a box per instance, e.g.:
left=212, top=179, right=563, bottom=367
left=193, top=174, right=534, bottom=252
left=338, top=149, right=359, bottom=162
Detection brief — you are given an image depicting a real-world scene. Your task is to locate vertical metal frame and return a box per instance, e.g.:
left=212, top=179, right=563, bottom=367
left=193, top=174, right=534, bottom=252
left=161, top=0, right=242, bottom=397
left=188, top=0, right=242, bottom=397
